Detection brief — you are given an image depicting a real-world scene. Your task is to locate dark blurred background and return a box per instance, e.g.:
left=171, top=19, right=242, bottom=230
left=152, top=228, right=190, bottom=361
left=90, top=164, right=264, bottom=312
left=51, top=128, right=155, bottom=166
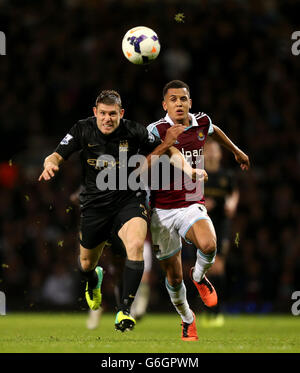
left=0, top=0, right=299, bottom=314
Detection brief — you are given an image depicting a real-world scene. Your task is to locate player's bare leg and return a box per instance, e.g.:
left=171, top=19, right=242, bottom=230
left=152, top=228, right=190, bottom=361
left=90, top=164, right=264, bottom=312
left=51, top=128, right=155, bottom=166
left=160, top=251, right=198, bottom=341
left=78, top=242, right=105, bottom=311
left=185, top=219, right=218, bottom=308
left=79, top=242, right=105, bottom=272
left=118, top=217, right=147, bottom=261
left=114, top=217, right=147, bottom=331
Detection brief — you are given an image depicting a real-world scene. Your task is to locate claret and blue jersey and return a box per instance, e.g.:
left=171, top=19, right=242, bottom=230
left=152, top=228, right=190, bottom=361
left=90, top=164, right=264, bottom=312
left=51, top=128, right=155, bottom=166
left=147, top=112, right=214, bottom=209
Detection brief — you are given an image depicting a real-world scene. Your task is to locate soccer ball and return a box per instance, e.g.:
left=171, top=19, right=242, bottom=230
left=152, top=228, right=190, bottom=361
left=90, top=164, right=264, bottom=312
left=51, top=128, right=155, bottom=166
left=122, top=26, right=160, bottom=65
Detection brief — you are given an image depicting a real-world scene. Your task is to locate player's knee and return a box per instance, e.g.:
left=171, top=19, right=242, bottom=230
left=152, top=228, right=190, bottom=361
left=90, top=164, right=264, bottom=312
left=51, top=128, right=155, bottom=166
left=199, top=239, right=217, bottom=256
left=166, top=273, right=183, bottom=288
left=79, top=257, right=97, bottom=272
left=125, top=239, right=144, bottom=260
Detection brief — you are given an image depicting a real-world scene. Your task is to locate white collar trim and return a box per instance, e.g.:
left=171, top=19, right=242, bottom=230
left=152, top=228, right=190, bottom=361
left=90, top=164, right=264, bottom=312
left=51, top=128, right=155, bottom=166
left=164, top=113, right=198, bottom=127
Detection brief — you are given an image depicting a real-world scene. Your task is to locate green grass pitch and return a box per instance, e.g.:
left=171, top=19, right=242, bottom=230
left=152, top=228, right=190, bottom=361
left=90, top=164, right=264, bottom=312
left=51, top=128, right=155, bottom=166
left=0, top=312, right=299, bottom=353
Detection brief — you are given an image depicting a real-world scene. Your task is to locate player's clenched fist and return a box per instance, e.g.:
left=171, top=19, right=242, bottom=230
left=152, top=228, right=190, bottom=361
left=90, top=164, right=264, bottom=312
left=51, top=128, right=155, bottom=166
left=234, top=149, right=250, bottom=171
left=163, top=124, right=185, bottom=147
left=192, top=169, right=208, bottom=182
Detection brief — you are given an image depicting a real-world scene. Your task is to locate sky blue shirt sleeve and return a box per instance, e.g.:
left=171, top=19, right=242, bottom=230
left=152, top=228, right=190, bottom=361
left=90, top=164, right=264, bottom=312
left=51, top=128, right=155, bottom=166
left=146, top=123, right=161, bottom=139
left=207, top=114, right=214, bottom=135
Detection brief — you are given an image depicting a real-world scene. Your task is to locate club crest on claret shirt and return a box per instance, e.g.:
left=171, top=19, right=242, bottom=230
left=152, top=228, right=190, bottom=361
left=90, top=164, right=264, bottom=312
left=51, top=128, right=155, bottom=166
left=197, top=130, right=205, bottom=141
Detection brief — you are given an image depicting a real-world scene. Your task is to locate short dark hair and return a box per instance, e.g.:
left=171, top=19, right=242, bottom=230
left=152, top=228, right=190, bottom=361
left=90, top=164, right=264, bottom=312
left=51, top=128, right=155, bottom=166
left=95, top=90, right=122, bottom=108
left=163, top=80, right=190, bottom=98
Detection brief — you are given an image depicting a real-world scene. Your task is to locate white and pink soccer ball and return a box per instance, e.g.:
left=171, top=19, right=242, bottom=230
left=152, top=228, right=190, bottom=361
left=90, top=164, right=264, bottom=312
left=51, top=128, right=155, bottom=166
left=122, top=26, right=161, bottom=65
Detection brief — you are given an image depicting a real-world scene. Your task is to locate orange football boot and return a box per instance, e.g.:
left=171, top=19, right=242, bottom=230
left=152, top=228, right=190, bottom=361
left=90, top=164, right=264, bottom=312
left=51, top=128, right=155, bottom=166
left=181, top=312, right=198, bottom=341
left=190, top=267, right=218, bottom=307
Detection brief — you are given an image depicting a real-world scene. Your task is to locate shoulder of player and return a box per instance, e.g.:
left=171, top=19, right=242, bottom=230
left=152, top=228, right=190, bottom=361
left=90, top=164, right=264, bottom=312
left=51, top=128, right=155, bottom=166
left=76, top=116, right=96, bottom=128
left=72, top=116, right=96, bottom=137
left=147, top=118, right=168, bottom=130
left=71, top=116, right=95, bottom=132
left=122, top=118, right=143, bottom=130
left=121, top=118, right=148, bottom=138
left=147, top=118, right=170, bottom=138
left=193, top=112, right=212, bottom=125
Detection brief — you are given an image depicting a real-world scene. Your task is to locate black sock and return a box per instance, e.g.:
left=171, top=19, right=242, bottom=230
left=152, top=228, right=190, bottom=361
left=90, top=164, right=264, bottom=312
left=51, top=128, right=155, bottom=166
left=119, top=259, right=144, bottom=313
left=77, top=256, right=98, bottom=289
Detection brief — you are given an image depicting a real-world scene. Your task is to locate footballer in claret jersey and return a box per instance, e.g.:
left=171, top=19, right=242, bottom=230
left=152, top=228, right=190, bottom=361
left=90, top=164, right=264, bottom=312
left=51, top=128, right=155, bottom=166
left=147, top=80, right=250, bottom=341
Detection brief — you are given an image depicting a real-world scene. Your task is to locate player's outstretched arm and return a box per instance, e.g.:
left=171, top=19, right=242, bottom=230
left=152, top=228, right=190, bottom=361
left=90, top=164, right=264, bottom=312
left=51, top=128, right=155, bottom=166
left=211, top=125, right=250, bottom=171
left=38, top=152, right=64, bottom=181
left=167, top=146, right=208, bottom=182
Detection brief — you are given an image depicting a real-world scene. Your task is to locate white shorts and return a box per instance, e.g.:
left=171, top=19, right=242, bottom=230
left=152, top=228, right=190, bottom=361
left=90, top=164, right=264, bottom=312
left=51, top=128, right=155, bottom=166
left=150, top=203, right=211, bottom=260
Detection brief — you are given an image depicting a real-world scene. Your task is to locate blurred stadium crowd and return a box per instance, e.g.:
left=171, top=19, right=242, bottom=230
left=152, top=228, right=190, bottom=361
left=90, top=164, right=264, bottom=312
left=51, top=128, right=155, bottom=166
left=0, top=0, right=299, bottom=313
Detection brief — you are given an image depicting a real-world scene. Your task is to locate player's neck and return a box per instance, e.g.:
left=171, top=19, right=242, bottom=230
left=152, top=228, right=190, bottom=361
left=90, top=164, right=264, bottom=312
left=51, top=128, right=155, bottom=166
left=173, top=117, right=191, bottom=127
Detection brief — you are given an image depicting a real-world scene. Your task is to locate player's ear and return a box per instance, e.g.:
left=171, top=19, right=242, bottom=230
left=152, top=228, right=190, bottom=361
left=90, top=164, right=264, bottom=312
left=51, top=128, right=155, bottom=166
left=120, top=108, right=125, bottom=118
left=162, top=100, right=167, bottom=111
left=189, top=98, right=192, bottom=109
left=93, top=106, right=97, bottom=116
